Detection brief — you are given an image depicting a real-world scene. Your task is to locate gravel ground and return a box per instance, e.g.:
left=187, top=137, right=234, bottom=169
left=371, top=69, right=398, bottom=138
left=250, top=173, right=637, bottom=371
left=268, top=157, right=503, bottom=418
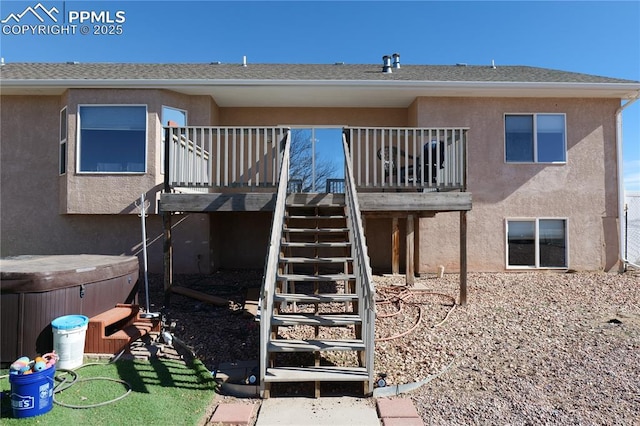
left=144, top=269, right=640, bottom=425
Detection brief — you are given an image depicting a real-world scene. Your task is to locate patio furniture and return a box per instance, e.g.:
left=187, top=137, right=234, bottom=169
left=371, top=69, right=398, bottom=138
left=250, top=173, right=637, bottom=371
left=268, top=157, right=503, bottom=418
left=377, top=140, right=445, bottom=185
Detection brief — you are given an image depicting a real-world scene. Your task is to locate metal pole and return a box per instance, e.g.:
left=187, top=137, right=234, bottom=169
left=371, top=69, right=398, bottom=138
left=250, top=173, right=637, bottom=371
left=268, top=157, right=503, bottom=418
left=460, top=210, right=468, bottom=306
left=141, top=194, right=150, bottom=312
left=139, top=194, right=159, bottom=319
left=624, top=203, right=628, bottom=265
left=312, top=128, right=316, bottom=192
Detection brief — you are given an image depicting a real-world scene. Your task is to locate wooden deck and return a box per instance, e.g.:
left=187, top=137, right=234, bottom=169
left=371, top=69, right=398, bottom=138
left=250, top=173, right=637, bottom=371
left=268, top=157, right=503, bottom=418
left=159, top=125, right=471, bottom=307
left=159, top=190, right=470, bottom=304
left=159, top=191, right=472, bottom=213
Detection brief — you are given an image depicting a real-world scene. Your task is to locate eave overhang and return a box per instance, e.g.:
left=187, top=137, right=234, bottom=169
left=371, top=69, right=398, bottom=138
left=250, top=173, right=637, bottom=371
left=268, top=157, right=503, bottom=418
left=2, top=79, right=639, bottom=107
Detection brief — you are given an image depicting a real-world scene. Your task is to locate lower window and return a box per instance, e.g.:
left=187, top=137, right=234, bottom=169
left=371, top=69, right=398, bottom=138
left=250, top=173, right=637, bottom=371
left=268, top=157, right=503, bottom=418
left=506, top=219, right=567, bottom=268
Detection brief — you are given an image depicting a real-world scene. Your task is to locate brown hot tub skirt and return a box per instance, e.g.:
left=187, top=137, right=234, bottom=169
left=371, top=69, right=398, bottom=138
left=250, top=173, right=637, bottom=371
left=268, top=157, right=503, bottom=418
left=1, top=255, right=139, bottom=364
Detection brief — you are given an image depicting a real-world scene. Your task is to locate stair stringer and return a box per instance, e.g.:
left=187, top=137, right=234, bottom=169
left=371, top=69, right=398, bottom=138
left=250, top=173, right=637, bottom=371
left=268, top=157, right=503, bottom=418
left=260, top=193, right=374, bottom=398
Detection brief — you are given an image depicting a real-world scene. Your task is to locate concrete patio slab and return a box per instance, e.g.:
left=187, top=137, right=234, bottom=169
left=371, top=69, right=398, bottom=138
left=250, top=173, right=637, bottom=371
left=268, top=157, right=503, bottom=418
left=255, top=397, right=380, bottom=426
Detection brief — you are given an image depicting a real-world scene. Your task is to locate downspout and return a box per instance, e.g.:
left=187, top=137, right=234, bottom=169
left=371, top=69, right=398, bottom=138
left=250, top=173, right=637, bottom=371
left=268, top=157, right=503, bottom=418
left=615, top=91, right=640, bottom=271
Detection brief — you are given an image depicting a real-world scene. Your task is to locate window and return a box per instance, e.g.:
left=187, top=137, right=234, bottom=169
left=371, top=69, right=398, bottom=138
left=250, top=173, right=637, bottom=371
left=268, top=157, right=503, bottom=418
left=78, top=105, right=147, bottom=173
left=162, top=106, right=187, bottom=127
left=506, top=219, right=567, bottom=268
left=59, top=107, right=67, bottom=175
left=161, top=106, right=187, bottom=174
left=505, top=114, right=566, bottom=163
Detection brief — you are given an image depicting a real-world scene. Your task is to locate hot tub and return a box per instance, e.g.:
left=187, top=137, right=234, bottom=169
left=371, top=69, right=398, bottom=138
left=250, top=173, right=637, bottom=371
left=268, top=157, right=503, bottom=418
left=1, top=255, right=139, bottom=364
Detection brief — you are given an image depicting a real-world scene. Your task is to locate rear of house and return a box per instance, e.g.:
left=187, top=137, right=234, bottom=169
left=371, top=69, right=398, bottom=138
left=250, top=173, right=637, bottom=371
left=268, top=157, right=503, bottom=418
left=1, top=61, right=638, bottom=276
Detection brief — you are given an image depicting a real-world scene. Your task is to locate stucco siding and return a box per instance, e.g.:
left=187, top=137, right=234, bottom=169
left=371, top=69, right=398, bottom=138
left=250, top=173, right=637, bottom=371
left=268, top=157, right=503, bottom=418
left=412, top=97, right=620, bottom=272
left=0, top=94, right=210, bottom=274
left=1, top=91, right=622, bottom=273
left=1, top=95, right=61, bottom=257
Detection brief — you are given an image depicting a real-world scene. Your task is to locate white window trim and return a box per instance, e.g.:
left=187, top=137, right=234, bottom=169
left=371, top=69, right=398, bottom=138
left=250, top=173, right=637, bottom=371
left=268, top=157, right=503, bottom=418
left=504, top=113, right=567, bottom=164
left=76, top=104, right=148, bottom=174
left=505, top=217, right=569, bottom=270
left=59, top=106, right=67, bottom=176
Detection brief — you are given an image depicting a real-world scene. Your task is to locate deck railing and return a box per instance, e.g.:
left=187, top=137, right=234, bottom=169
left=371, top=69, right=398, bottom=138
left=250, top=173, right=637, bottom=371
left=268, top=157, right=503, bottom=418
left=345, top=127, right=468, bottom=191
left=164, top=126, right=467, bottom=193
left=164, top=126, right=289, bottom=190
left=342, top=132, right=375, bottom=393
left=259, top=129, right=291, bottom=397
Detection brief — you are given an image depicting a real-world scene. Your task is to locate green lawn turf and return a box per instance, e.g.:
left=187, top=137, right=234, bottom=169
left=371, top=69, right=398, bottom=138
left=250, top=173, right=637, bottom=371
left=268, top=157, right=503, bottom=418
left=1, top=358, right=218, bottom=425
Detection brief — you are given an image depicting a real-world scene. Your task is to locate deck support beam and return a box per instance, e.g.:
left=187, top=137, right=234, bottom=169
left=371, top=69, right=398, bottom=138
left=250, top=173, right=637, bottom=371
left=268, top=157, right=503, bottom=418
left=406, top=214, right=415, bottom=286
left=163, top=211, right=173, bottom=307
left=459, top=210, right=467, bottom=306
left=391, top=217, right=400, bottom=275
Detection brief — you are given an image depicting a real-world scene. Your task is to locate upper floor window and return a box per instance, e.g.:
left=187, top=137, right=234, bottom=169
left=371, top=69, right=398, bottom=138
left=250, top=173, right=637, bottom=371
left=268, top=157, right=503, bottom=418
left=505, top=113, right=566, bottom=163
left=78, top=105, right=147, bottom=173
left=162, top=106, right=187, bottom=128
left=161, top=106, right=187, bottom=174
left=59, top=107, right=67, bottom=175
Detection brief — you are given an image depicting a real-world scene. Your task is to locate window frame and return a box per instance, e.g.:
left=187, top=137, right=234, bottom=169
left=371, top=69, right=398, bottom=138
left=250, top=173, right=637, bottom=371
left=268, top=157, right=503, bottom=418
left=59, top=107, right=67, bottom=175
left=76, top=104, right=148, bottom=174
left=505, top=218, right=569, bottom=269
left=504, top=113, right=567, bottom=164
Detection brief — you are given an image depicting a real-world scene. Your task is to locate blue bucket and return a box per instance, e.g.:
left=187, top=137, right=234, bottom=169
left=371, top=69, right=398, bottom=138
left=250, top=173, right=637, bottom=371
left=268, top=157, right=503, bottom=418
left=9, top=366, right=56, bottom=418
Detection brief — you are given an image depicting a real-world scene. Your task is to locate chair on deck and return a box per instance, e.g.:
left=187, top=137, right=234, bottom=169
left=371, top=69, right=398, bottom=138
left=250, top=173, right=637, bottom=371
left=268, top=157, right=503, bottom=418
left=377, top=141, right=445, bottom=185
left=423, top=140, right=445, bottom=184
left=377, top=146, right=399, bottom=180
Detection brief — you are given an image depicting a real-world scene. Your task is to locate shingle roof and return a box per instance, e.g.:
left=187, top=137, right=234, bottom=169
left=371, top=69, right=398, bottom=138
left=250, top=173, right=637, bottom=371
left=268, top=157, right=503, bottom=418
left=0, top=62, right=637, bottom=84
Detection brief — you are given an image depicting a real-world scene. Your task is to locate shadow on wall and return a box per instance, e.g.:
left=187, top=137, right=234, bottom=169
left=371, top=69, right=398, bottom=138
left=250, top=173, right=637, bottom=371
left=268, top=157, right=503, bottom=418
left=119, top=184, right=164, bottom=215
left=209, top=211, right=272, bottom=270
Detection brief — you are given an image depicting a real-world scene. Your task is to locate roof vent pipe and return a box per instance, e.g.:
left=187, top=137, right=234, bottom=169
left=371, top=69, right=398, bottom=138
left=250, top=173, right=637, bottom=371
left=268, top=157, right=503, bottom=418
left=382, top=55, right=392, bottom=73
left=242, top=55, right=247, bottom=67
left=392, top=53, right=400, bottom=69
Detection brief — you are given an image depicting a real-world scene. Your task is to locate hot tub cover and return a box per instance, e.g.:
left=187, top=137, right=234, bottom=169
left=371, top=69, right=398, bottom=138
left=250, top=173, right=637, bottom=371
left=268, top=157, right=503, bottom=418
left=0, top=255, right=139, bottom=293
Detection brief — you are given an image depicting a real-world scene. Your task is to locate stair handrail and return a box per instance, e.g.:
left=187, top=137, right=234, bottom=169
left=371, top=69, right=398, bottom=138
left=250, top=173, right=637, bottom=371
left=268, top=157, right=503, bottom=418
left=342, top=131, right=376, bottom=393
left=259, top=128, right=291, bottom=396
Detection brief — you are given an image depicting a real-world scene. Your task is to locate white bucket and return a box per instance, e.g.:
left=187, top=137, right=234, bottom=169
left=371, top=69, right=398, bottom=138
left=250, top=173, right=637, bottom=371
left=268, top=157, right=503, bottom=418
left=51, top=315, right=88, bottom=370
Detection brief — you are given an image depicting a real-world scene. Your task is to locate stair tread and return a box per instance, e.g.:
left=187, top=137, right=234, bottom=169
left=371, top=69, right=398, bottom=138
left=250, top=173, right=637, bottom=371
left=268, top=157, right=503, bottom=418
left=274, top=293, right=358, bottom=303
left=281, top=241, right=351, bottom=247
left=269, top=339, right=365, bottom=352
left=278, top=273, right=356, bottom=281
left=272, top=313, right=361, bottom=326
left=286, top=215, right=347, bottom=219
left=106, top=324, right=150, bottom=340
left=284, top=228, right=349, bottom=233
left=280, top=256, right=353, bottom=263
left=89, top=306, right=138, bottom=325
left=286, top=203, right=345, bottom=208
left=264, top=366, right=368, bottom=382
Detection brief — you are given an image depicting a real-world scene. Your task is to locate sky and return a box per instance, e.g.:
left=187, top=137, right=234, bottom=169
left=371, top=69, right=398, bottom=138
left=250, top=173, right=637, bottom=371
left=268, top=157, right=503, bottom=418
left=1, top=0, right=639, bottom=190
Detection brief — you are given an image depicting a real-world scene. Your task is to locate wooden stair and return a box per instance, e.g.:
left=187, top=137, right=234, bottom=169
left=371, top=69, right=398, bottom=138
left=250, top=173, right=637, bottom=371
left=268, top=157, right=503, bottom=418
left=84, top=304, right=161, bottom=355
left=262, top=195, right=371, bottom=397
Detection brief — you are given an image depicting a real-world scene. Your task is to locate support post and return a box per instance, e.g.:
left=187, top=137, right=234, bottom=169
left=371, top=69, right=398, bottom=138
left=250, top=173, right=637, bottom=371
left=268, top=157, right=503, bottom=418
left=391, top=217, right=399, bottom=275
left=414, top=216, right=420, bottom=276
left=164, top=126, right=171, bottom=193
left=163, top=211, right=173, bottom=307
left=406, top=214, right=415, bottom=286
left=459, top=210, right=467, bottom=306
